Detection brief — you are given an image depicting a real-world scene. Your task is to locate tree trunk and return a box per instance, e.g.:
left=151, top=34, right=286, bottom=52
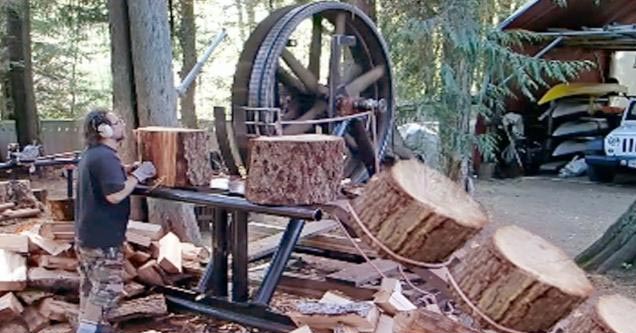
left=347, top=0, right=376, bottom=22
left=576, top=199, right=636, bottom=273
left=450, top=225, right=594, bottom=332
left=350, top=159, right=487, bottom=263
left=108, top=0, right=146, bottom=221
left=4, top=0, right=39, bottom=148
left=128, top=0, right=201, bottom=245
left=177, top=0, right=197, bottom=128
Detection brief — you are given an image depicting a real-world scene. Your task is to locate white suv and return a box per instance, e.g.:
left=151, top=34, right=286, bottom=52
left=585, top=99, right=636, bottom=182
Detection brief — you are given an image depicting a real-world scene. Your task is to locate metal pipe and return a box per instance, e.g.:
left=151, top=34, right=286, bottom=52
left=212, top=208, right=229, bottom=297
left=133, top=185, right=322, bottom=221
left=66, top=168, right=74, bottom=198
left=176, top=29, right=227, bottom=97
left=232, top=211, right=249, bottom=302
left=252, top=219, right=305, bottom=306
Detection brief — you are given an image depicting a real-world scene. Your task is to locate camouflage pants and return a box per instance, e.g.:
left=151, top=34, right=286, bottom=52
left=76, top=245, right=124, bottom=326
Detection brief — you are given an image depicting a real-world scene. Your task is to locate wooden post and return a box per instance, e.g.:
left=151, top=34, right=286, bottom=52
left=246, top=134, right=345, bottom=205
left=449, top=225, right=594, bottom=331
left=558, top=294, right=636, bottom=333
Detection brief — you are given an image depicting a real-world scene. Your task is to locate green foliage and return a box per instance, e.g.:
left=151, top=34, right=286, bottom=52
left=380, top=0, right=595, bottom=176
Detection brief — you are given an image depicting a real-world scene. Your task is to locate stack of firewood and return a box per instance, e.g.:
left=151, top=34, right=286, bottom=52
left=287, top=277, right=480, bottom=333
left=0, top=180, right=209, bottom=333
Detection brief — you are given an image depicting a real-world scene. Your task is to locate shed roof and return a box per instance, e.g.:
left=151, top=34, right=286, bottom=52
left=499, top=0, right=636, bottom=31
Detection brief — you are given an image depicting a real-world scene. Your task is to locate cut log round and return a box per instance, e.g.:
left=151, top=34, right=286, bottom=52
left=559, top=294, right=636, bottom=333
left=136, top=127, right=213, bottom=187
left=449, top=225, right=594, bottom=332
left=350, top=159, right=487, bottom=263
left=246, top=134, right=345, bottom=205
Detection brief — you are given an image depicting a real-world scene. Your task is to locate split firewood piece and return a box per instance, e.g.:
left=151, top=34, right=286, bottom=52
left=158, top=232, right=182, bottom=274
left=350, top=159, right=488, bottom=263
left=372, top=278, right=416, bottom=316
left=23, top=306, right=49, bottom=333
left=0, top=249, right=27, bottom=291
left=23, top=230, right=71, bottom=256
left=0, top=234, right=29, bottom=253
left=182, top=259, right=204, bottom=276
left=290, top=301, right=379, bottom=332
left=393, top=309, right=479, bottom=333
left=136, top=260, right=165, bottom=286
left=125, top=231, right=152, bottom=248
left=246, top=134, right=345, bottom=205
left=149, top=241, right=160, bottom=259
left=558, top=294, right=636, bottom=333
left=123, top=259, right=137, bottom=281
left=35, top=256, right=78, bottom=272
left=122, top=281, right=146, bottom=299
left=37, top=298, right=79, bottom=322
left=129, top=251, right=152, bottom=266
left=38, top=323, right=73, bottom=333
left=449, top=225, right=594, bottom=332
left=39, top=223, right=74, bottom=241
left=372, top=314, right=394, bottom=333
left=319, top=291, right=353, bottom=305
left=334, top=325, right=359, bottom=333
left=127, top=221, right=164, bottom=241
left=0, top=293, right=24, bottom=320
left=289, top=325, right=313, bottom=333
left=0, top=318, right=29, bottom=333
left=16, top=290, right=54, bottom=305
left=181, top=242, right=209, bottom=262
left=326, top=260, right=399, bottom=287
left=136, top=127, right=213, bottom=187
left=27, top=268, right=79, bottom=292
left=107, top=294, right=168, bottom=322
left=48, top=198, right=74, bottom=221
left=1, top=208, right=41, bottom=221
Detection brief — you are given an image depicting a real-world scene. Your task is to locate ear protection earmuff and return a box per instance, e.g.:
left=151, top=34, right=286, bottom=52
left=90, top=113, right=114, bottom=139
left=97, top=123, right=113, bottom=138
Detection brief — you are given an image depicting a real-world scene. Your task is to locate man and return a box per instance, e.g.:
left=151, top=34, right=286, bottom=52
left=75, top=108, right=156, bottom=333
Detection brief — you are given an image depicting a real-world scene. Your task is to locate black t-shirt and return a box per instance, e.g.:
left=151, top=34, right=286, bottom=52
left=74, top=144, right=130, bottom=249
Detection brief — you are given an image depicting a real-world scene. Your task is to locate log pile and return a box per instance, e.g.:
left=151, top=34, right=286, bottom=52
left=0, top=180, right=43, bottom=223
left=288, top=278, right=478, bottom=333
left=0, top=181, right=209, bottom=332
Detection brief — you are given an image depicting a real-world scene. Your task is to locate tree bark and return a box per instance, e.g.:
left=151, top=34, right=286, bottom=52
left=177, top=0, right=197, bottom=128
left=4, top=0, right=39, bottom=147
left=576, top=199, right=636, bottom=273
left=350, top=159, right=487, bottom=263
left=127, top=0, right=201, bottom=245
left=245, top=134, right=345, bottom=205
left=450, top=225, right=594, bottom=332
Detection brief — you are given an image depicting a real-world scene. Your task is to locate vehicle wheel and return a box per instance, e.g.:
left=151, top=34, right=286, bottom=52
left=587, top=164, right=615, bottom=183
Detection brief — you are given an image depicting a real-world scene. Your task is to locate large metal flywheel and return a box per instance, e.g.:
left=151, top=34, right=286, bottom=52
left=231, top=2, right=395, bottom=183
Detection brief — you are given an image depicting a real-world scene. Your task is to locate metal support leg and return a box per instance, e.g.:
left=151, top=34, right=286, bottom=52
left=197, top=209, right=229, bottom=296
left=231, top=211, right=249, bottom=302
left=252, top=219, right=305, bottom=306
left=66, top=168, right=74, bottom=198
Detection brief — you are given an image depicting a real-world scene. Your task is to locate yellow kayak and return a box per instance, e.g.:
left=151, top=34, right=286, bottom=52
left=538, top=83, right=628, bottom=105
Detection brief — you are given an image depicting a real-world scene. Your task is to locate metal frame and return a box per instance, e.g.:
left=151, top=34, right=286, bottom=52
left=134, top=184, right=323, bottom=332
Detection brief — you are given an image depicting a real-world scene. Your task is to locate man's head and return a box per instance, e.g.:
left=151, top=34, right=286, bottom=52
left=83, top=107, right=126, bottom=147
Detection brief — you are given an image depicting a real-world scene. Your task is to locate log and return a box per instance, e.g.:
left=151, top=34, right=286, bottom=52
left=558, top=294, right=636, bottom=333
left=0, top=293, right=23, bottom=320
left=35, top=256, right=78, bottom=272
left=0, top=249, right=27, bottom=291
left=37, top=298, right=78, bottom=322
left=136, top=127, right=212, bottom=187
left=107, top=294, right=167, bottom=322
left=23, top=306, right=49, bottom=333
left=27, top=268, right=79, bottom=292
left=0, top=180, right=38, bottom=208
left=290, top=301, right=379, bottom=332
left=127, top=221, right=164, bottom=240
left=157, top=232, right=182, bottom=273
left=348, top=159, right=487, bottom=263
left=393, top=309, right=479, bottom=333
left=0, top=202, right=15, bottom=212
left=47, top=198, right=74, bottom=221
left=245, top=134, right=345, bottom=205
left=0, top=234, right=29, bottom=253
left=449, top=225, right=594, bottom=332
left=0, top=208, right=40, bottom=221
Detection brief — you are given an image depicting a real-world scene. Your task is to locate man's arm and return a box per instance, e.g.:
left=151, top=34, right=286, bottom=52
left=105, top=176, right=139, bottom=204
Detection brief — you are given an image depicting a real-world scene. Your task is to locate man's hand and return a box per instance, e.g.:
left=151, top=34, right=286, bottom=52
left=131, top=161, right=157, bottom=183
left=124, top=161, right=141, bottom=174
